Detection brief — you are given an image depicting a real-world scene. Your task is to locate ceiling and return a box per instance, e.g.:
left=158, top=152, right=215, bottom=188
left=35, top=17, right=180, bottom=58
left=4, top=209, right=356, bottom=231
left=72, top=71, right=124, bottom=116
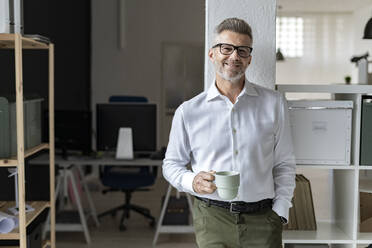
left=277, top=0, right=372, bottom=13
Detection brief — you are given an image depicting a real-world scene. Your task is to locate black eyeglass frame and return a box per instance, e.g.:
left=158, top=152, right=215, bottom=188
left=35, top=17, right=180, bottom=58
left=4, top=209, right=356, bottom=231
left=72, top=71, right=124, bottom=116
left=212, top=43, right=253, bottom=58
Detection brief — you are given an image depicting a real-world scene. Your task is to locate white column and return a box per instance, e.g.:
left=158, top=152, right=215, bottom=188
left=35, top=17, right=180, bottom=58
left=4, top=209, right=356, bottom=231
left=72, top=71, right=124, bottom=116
left=205, top=0, right=277, bottom=90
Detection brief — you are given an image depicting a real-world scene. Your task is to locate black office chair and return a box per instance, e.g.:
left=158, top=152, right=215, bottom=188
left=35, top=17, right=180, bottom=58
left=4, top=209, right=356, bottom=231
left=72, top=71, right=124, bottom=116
left=98, top=96, right=157, bottom=231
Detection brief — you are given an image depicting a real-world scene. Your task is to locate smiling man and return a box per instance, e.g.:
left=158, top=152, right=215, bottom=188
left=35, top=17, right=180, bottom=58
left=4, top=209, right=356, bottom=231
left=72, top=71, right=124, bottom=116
left=163, top=18, right=296, bottom=248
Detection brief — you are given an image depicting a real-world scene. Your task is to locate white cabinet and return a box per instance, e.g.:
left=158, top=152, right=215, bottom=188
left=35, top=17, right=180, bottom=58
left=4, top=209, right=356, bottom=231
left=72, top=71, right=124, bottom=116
left=277, top=84, right=372, bottom=248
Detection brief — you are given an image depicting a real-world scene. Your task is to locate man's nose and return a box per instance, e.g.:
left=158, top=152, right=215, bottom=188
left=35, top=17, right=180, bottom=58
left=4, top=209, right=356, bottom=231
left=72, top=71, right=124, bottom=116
left=229, top=49, right=240, bottom=60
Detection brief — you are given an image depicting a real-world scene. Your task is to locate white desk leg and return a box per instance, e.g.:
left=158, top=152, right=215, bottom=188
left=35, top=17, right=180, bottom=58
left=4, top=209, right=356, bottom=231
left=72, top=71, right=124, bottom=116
left=58, top=169, right=66, bottom=211
left=176, top=189, right=193, bottom=213
left=186, top=193, right=193, bottom=215
left=76, top=165, right=100, bottom=227
left=67, top=169, right=91, bottom=244
left=62, top=167, right=68, bottom=209
left=42, top=173, right=63, bottom=240
left=152, top=184, right=172, bottom=247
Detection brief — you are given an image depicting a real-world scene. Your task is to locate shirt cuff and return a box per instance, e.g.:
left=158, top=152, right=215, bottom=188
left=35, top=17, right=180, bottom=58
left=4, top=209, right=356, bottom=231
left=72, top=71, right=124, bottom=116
left=181, top=171, right=197, bottom=193
left=272, top=198, right=291, bottom=223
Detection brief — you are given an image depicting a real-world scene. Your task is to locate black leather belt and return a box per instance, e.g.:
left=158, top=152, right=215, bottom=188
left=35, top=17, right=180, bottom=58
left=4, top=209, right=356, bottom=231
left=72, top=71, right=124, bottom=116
left=195, top=196, right=272, bottom=214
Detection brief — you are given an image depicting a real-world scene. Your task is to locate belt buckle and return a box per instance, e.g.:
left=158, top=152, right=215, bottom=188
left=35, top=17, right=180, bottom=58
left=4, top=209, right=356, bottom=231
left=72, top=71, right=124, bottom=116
left=229, top=202, right=240, bottom=214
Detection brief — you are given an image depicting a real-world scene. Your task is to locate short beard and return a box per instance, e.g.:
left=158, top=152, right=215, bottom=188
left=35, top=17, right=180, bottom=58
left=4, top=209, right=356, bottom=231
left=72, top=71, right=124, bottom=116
left=214, top=61, right=245, bottom=84
left=216, top=70, right=244, bottom=84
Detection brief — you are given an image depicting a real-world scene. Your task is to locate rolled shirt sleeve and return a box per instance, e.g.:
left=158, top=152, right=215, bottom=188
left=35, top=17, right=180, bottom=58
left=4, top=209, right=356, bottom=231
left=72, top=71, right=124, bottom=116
left=272, top=93, right=296, bottom=222
left=162, top=105, right=196, bottom=194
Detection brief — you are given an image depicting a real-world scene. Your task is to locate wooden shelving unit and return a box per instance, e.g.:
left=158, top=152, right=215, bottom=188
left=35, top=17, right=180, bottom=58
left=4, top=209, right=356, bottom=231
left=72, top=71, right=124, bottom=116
left=277, top=84, right=372, bottom=248
left=0, top=34, right=49, bottom=49
left=0, top=144, right=49, bottom=167
left=0, top=33, right=55, bottom=248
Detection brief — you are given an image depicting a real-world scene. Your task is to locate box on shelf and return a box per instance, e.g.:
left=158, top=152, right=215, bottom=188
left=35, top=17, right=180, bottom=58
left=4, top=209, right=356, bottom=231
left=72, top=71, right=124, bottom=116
left=0, top=0, right=23, bottom=34
left=24, top=98, right=43, bottom=149
left=285, top=245, right=329, bottom=248
left=360, top=192, right=372, bottom=232
left=284, top=174, right=316, bottom=231
left=0, top=98, right=10, bottom=158
left=0, top=96, right=43, bottom=158
left=288, top=100, right=353, bottom=165
left=360, top=96, right=372, bottom=165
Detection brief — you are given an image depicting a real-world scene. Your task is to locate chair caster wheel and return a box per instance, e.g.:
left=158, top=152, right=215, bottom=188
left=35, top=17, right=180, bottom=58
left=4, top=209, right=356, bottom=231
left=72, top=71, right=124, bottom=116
left=119, top=225, right=127, bottom=231
left=111, top=212, right=116, bottom=218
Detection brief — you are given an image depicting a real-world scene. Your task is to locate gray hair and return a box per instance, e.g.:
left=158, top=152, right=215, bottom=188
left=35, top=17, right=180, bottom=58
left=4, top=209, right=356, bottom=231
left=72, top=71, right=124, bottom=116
left=215, top=18, right=253, bottom=41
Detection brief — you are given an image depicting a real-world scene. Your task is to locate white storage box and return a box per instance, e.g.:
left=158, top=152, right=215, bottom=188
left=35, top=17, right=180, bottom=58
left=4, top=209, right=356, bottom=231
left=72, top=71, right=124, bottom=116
left=0, top=0, right=10, bottom=33
left=285, top=245, right=329, bottom=248
left=288, top=100, right=353, bottom=165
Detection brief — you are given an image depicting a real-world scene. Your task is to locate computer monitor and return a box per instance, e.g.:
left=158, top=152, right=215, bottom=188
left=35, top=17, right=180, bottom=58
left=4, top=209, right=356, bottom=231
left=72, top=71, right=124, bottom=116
left=42, top=110, right=92, bottom=155
left=96, top=103, right=157, bottom=153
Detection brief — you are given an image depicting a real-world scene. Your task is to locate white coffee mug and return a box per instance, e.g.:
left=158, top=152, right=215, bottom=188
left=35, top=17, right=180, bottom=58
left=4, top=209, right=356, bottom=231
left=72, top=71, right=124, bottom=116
left=214, top=171, right=240, bottom=200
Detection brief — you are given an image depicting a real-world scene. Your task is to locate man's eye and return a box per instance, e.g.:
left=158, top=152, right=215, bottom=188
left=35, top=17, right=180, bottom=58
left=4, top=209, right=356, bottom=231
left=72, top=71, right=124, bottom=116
left=222, top=47, right=233, bottom=52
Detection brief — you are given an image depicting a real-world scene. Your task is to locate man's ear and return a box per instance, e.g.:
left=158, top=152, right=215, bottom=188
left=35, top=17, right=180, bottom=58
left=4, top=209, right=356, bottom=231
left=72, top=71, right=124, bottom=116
left=208, top=48, right=214, bottom=62
left=247, top=55, right=252, bottom=65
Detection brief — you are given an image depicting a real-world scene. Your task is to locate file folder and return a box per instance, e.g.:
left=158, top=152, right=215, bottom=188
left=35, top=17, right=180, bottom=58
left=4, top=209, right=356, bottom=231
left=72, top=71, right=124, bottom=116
left=360, top=96, right=372, bottom=165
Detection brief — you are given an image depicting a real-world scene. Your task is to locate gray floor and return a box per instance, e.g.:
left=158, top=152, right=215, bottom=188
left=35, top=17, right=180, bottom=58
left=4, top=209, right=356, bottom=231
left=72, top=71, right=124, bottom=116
left=55, top=175, right=197, bottom=248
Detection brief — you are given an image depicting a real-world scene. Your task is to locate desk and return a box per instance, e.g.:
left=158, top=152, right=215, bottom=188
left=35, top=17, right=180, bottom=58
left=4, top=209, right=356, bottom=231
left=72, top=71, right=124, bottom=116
left=30, top=154, right=193, bottom=246
left=30, top=153, right=163, bottom=167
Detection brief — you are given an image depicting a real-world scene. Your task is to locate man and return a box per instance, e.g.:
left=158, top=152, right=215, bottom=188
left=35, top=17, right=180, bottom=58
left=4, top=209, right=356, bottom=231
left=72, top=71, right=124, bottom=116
left=163, top=17, right=295, bottom=248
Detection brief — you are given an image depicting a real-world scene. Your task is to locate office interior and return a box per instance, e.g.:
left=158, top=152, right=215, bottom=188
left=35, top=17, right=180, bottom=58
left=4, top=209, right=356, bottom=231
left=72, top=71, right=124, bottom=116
left=1, top=0, right=372, bottom=247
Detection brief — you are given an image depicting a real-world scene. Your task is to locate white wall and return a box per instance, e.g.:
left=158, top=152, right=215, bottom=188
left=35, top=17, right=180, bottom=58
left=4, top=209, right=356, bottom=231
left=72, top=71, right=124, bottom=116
left=91, top=0, right=205, bottom=147
left=205, top=0, right=276, bottom=90
left=352, top=5, right=372, bottom=84
left=352, top=5, right=372, bottom=57
left=276, top=12, right=354, bottom=85
left=353, top=5, right=372, bottom=177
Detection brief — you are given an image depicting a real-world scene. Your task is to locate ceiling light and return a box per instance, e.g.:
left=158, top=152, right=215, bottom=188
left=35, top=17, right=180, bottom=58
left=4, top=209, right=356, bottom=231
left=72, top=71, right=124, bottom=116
left=363, top=17, right=372, bottom=39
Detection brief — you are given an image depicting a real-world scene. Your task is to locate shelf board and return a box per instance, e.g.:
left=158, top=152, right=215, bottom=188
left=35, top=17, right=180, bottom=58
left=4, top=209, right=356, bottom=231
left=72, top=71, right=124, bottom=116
left=0, top=34, right=49, bottom=49
left=360, top=179, right=372, bottom=193
left=276, top=84, right=372, bottom=94
left=283, top=222, right=353, bottom=243
left=0, top=239, right=50, bottom=247
left=359, top=166, right=372, bottom=170
left=358, top=232, right=372, bottom=243
left=297, top=164, right=356, bottom=170
left=158, top=225, right=194, bottom=233
left=0, top=201, right=50, bottom=240
left=0, top=143, right=49, bottom=167
left=24, top=143, right=49, bottom=158
left=0, top=159, right=18, bottom=167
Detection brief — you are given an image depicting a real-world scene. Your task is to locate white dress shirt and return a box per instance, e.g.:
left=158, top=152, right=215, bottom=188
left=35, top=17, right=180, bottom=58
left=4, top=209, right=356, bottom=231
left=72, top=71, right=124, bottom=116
left=162, top=80, right=296, bottom=220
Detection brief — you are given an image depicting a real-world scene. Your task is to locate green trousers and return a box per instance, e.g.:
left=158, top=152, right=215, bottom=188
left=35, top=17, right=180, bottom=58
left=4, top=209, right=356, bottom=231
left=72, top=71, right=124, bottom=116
left=192, top=197, right=282, bottom=248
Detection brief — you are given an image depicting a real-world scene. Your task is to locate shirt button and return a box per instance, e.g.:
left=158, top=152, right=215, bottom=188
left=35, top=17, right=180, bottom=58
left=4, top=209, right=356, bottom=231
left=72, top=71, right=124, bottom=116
left=233, top=128, right=237, bottom=134
left=232, top=108, right=235, bottom=112
left=235, top=150, right=238, bottom=155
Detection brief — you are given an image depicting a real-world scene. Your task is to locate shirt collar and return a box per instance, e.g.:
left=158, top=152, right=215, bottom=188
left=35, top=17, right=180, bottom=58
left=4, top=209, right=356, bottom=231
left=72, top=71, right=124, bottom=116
left=206, top=78, right=259, bottom=101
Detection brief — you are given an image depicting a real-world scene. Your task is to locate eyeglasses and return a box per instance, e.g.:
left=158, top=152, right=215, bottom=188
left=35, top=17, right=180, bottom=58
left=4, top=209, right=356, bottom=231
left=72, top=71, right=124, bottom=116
left=212, top=43, right=253, bottom=58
